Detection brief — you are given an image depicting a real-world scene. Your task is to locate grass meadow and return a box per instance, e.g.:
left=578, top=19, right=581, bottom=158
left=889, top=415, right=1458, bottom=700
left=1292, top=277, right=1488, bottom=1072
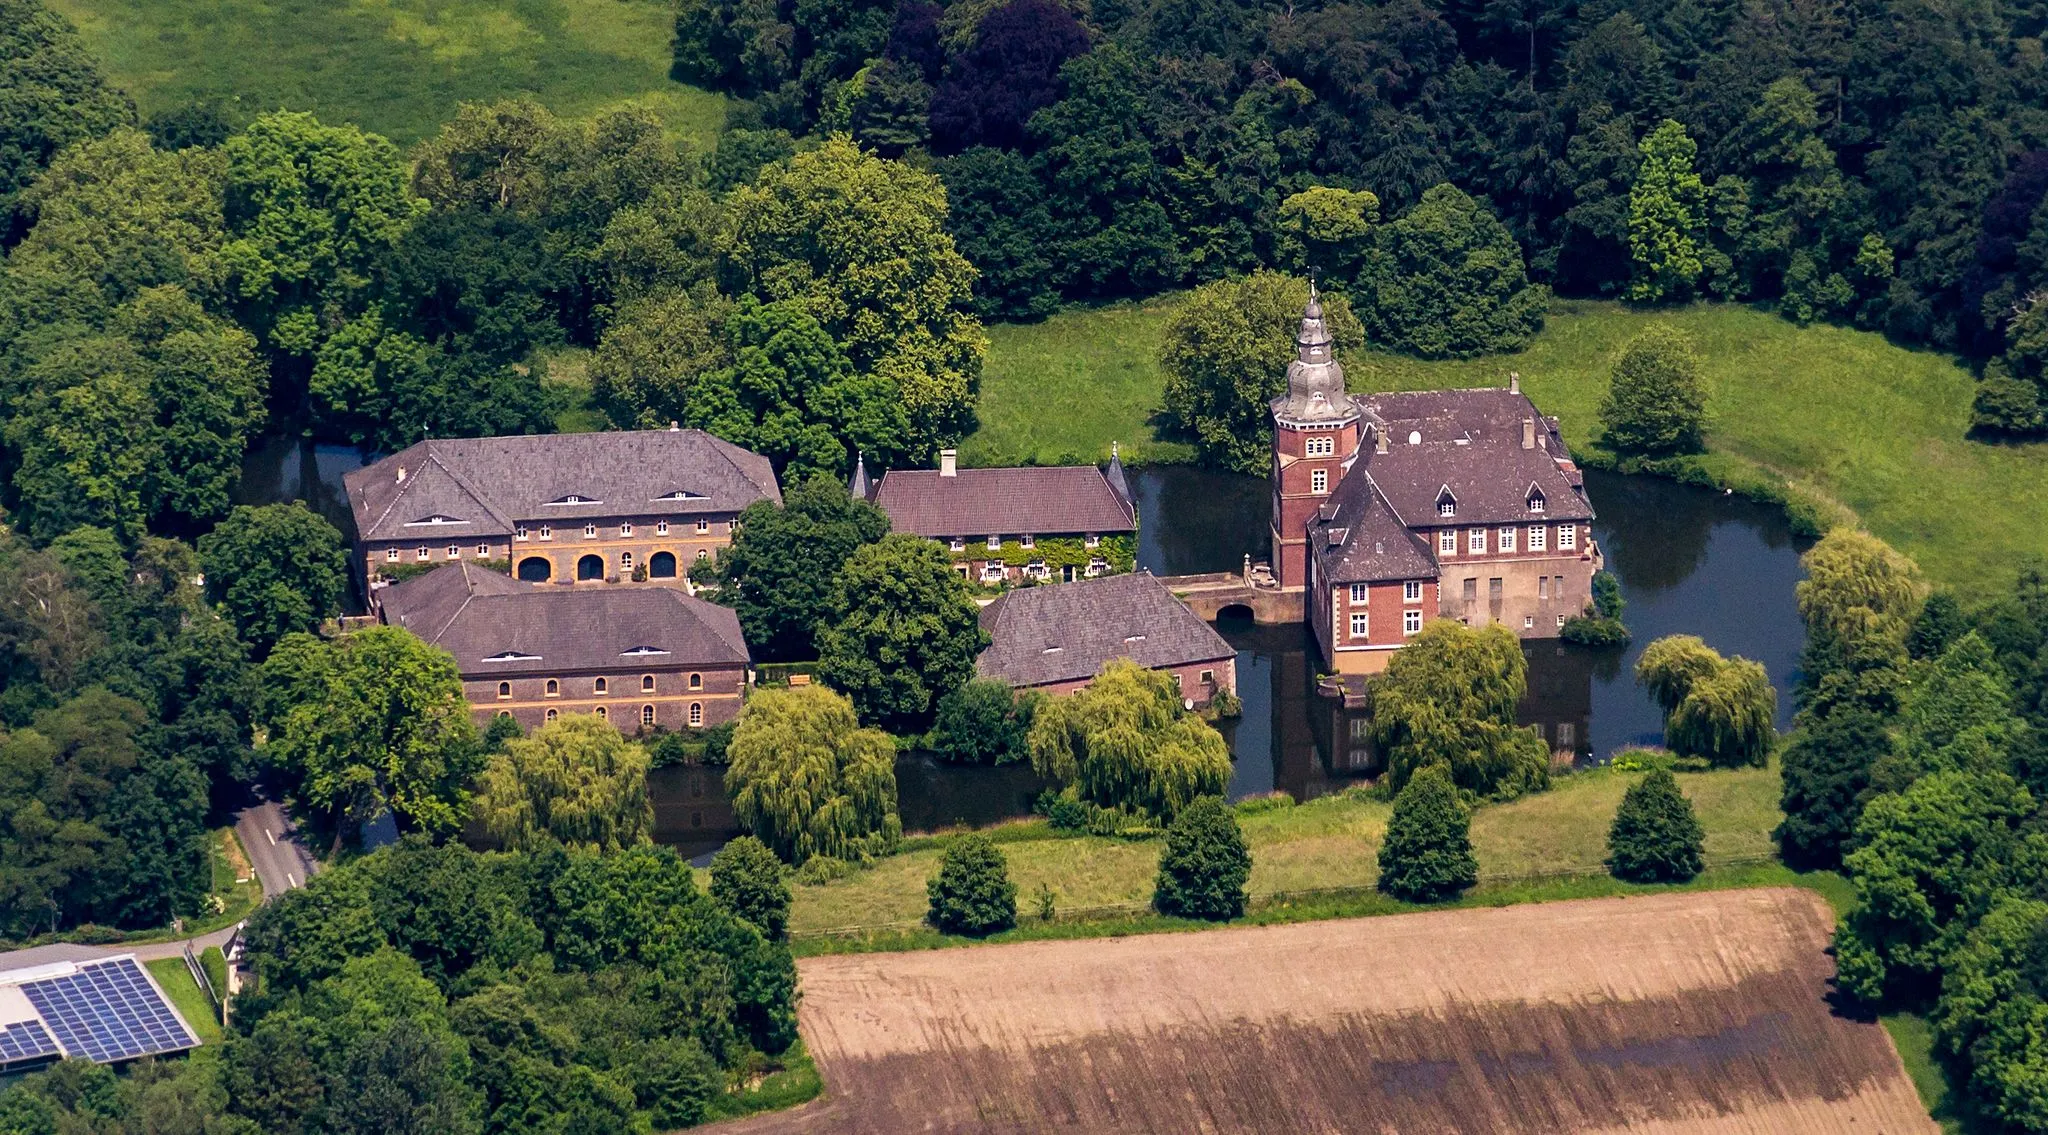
left=785, top=762, right=1784, bottom=940
left=47, top=0, right=727, bottom=147
left=970, top=297, right=2048, bottom=595
left=143, top=958, right=222, bottom=1043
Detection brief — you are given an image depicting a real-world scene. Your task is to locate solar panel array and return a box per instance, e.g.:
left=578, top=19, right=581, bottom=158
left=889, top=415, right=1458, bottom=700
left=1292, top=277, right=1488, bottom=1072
left=0, top=1019, right=58, bottom=1064
left=18, top=958, right=197, bottom=1063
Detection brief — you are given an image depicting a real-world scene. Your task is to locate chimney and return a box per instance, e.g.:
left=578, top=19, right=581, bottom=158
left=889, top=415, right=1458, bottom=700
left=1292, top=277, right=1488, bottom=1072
left=396, top=466, right=407, bottom=484
left=939, top=449, right=957, bottom=477
left=1374, top=428, right=1388, bottom=455
left=1522, top=418, right=1535, bottom=450
left=669, top=421, right=680, bottom=431
left=1509, top=371, right=1521, bottom=395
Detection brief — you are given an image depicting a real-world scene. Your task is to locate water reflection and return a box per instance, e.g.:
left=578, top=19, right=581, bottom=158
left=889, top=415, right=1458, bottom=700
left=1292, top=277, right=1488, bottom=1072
left=234, top=434, right=372, bottom=539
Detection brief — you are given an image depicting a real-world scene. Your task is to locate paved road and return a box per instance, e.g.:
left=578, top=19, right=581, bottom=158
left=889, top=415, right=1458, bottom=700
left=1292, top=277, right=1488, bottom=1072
left=233, top=799, right=318, bottom=899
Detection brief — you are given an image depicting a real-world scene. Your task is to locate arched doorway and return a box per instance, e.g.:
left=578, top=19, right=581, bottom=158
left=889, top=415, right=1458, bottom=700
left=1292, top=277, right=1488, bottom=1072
left=577, top=554, right=605, bottom=581
left=517, top=556, right=552, bottom=582
left=648, top=551, right=677, bottom=579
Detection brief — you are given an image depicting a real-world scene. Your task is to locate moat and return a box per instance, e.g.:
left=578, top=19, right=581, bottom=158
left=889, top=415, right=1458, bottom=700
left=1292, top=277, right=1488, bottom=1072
left=239, top=441, right=1812, bottom=857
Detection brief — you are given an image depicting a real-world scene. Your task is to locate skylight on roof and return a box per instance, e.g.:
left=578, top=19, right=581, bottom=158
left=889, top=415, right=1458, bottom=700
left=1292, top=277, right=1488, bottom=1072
left=621, top=646, right=670, bottom=656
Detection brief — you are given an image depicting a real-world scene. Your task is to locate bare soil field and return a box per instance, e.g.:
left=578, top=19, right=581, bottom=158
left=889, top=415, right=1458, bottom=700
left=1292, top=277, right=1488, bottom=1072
left=711, top=888, right=1933, bottom=1134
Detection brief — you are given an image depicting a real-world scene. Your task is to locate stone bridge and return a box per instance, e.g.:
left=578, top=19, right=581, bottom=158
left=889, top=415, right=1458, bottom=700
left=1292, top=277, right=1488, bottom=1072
left=1160, top=572, right=1303, bottom=624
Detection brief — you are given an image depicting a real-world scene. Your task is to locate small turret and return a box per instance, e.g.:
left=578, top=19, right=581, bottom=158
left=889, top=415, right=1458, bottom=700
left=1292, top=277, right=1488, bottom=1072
left=1104, top=441, right=1132, bottom=509
left=1269, top=282, right=1360, bottom=426
left=848, top=451, right=871, bottom=501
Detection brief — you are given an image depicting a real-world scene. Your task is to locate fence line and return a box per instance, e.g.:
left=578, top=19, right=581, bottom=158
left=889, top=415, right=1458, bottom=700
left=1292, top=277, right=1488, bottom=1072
left=786, top=853, right=1779, bottom=942
left=182, top=944, right=219, bottom=1009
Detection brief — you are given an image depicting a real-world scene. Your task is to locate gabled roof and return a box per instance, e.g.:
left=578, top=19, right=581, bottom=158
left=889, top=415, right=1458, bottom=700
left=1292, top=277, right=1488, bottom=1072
left=872, top=465, right=1136, bottom=538
left=976, top=572, right=1234, bottom=689
left=345, top=430, right=782, bottom=542
left=1309, top=471, right=1438, bottom=585
left=377, top=562, right=749, bottom=674
left=1357, top=388, right=1594, bottom=526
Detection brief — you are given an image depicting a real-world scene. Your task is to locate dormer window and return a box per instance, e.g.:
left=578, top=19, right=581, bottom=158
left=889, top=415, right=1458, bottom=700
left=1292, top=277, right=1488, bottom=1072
left=484, top=650, right=542, bottom=662
left=652, top=490, right=703, bottom=501
left=621, top=646, right=671, bottom=657
left=987, top=535, right=1001, bottom=551
left=546, top=494, right=600, bottom=505
left=404, top=514, right=467, bottom=527
left=1526, top=484, right=1546, bottom=513
left=1438, top=501, right=1455, bottom=517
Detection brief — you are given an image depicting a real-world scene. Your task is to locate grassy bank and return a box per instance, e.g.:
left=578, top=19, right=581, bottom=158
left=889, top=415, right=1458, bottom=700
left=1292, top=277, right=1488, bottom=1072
left=144, top=958, right=223, bottom=1044
left=47, top=0, right=726, bottom=147
left=971, top=297, right=2047, bottom=594
left=787, top=763, right=1782, bottom=941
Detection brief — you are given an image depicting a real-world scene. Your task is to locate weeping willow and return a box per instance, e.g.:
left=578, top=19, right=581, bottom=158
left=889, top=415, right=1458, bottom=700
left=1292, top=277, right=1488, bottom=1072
left=477, top=713, right=654, bottom=852
left=1027, top=659, right=1231, bottom=821
left=1667, top=657, right=1778, bottom=768
left=724, top=684, right=901, bottom=864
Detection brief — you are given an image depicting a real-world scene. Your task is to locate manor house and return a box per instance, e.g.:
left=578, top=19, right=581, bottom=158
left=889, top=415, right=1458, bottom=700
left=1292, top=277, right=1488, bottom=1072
left=858, top=448, right=1137, bottom=585
left=343, top=427, right=781, bottom=593
left=1271, top=290, right=1601, bottom=673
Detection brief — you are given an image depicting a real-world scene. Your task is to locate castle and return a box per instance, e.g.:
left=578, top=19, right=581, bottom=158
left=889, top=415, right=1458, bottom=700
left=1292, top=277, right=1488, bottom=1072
left=1269, top=290, right=1601, bottom=673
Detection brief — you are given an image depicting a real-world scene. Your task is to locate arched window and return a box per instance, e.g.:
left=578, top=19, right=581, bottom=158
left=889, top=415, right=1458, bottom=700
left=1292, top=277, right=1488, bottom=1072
left=496, top=710, right=511, bottom=719
left=545, top=708, right=558, bottom=722
left=545, top=679, right=559, bottom=697
left=595, top=706, right=607, bottom=720
left=593, top=677, right=607, bottom=695
left=641, top=674, right=655, bottom=692
left=649, top=551, right=677, bottom=578
left=518, top=556, right=552, bottom=581
left=695, top=549, right=708, bottom=561
left=577, top=554, right=604, bottom=581
left=497, top=682, right=511, bottom=699
left=641, top=705, right=655, bottom=726
left=688, top=702, right=703, bottom=726
left=620, top=551, right=634, bottom=571
left=688, top=672, right=702, bottom=690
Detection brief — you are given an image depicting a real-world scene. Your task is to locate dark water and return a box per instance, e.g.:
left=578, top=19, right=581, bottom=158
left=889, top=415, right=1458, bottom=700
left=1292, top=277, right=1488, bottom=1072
left=236, top=437, right=1811, bottom=843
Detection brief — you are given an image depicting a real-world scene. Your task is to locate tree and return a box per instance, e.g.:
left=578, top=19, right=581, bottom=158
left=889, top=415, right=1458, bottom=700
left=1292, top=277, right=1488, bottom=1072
left=936, top=147, right=1062, bottom=320
left=714, top=476, right=890, bottom=662
left=1028, top=658, right=1232, bottom=820
left=709, top=835, right=791, bottom=940
left=1160, top=272, right=1364, bottom=473
left=927, top=678, right=1034, bottom=764
left=1932, top=898, right=2048, bottom=1130
left=1599, top=322, right=1706, bottom=454
left=0, top=0, right=133, bottom=234
left=928, top=0, right=1089, bottom=153
left=1377, top=764, right=1479, bottom=903
left=475, top=715, right=653, bottom=852
left=1633, top=634, right=1722, bottom=713
left=719, top=137, right=985, bottom=459
left=1152, top=795, right=1251, bottom=920
left=1606, top=768, right=1705, bottom=882
left=333, top=1020, right=482, bottom=1135
left=1353, top=183, right=1550, bottom=358
left=723, top=684, right=900, bottom=864
left=1832, top=769, right=2048, bottom=1005
left=1667, top=656, right=1777, bottom=767
left=1627, top=119, right=1709, bottom=302
left=818, top=533, right=988, bottom=731
left=1907, top=590, right=1969, bottom=660
left=261, top=627, right=483, bottom=842
left=587, top=287, right=735, bottom=431
left=1776, top=706, right=1889, bottom=869
left=198, top=504, right=349, bottom=655
left=1371, top=621, right=1551, bottom=799
left=926, top=833, right=1017, bottom=935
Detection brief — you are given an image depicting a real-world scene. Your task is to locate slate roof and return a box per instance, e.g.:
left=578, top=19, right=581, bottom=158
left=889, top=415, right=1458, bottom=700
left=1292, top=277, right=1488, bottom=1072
left=345, top=430, right=782, bottom=542
left=976, top=572, right=1234, bottom=688
left=377, top=562, right=749, bottom=674
left=1309, top=472, right=1439, bottom=584
left=872, top=466, right=1137, bottom=539
left=1358, top=388, right=1594, bottom=526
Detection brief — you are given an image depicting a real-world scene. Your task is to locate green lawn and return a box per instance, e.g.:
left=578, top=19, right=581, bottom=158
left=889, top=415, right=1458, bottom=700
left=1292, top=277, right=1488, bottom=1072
left=48, top=0, right=727, bottom=147
left=787, top=763, right=1782, bottom=937
left=143, top=957, right=223, bottom=1044
left=971, top=297, right=2048, bottom=595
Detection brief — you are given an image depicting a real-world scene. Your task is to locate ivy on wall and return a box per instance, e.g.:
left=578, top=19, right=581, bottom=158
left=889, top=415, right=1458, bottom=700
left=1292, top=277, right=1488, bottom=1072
left=375, top=557, right=510, bottom=584
left=948, top=535, right=1137, bottom=573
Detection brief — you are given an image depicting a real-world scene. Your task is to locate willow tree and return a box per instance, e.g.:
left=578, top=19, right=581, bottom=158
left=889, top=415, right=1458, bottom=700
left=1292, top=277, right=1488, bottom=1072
left=1667, top=657, right=1777, bottom=767
left=1634, top=634, right=1724, bottom=714
left=1371, top=621, right=1550, bottom=799
left=724, top=684, right=900, bottom=864
left=1028, top=659, right=1231, bottom=821
left=1794, top=530, right=1923, bottom=717
left=475, top=714, right=653, bottom=852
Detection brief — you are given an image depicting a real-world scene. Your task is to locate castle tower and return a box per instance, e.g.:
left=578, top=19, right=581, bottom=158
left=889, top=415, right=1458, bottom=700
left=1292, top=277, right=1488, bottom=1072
left=1269, top=286, right=1364, bottom=591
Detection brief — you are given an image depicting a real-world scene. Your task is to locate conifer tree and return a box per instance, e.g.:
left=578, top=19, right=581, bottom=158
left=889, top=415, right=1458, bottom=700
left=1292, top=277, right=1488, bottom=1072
left=1607, top=768, right=1705, bottom=882
left=1377, top=764, right=1478, bottom=902
left=926, top=834, right=1017, bottom=936
left=1153, top=796, right=1251, bottom=920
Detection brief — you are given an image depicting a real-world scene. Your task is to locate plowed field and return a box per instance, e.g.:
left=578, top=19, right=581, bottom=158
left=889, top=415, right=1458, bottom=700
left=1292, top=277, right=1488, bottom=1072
left=711, top=888, right=1934, bottom=1134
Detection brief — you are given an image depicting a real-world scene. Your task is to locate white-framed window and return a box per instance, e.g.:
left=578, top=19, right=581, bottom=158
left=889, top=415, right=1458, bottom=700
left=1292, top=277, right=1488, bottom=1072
left=1439, top=530, right=1457, bottom=555
left=1026, top=559, right=1047, bottom=577
left=516, top=526, right=529, bottom=541
left=689, top=672, right=702, bottom=690
left=1498, top=527, right=1516, bottom=553
left=1557, top=613, right=1569, bottom=627
left=696, top=519, right=710, bottom=534
left=620, top=551, right=634, bottom=571
left=620, top=522, right=633, bottom=537
left=1311, top=469, right=1328, bottom=494
left=1529, top=495, right=1546, bottom=513
left=477, top=544, right=490, bottom=556
left=641, top=705, right=655, bottom=726
left=545, top=708, right=558, bottom=722
left=545, top=679, right=559, bottom=697
left=595, top=706, right=607, bottom=720
left=446, top=545, right=460, bottom=558
left=981, top=562, right=1006, bottom=582
left=1525, top=615, right=1535, bottom=629
left=1085, top=535, right=1100, bottom=549
left=1305, top=436, right=1334, bottom=457
left=497, top=682, right=510, bottom=699
left=695, top=549, right=709, bottom=561
left=583, top=523, right=597, bottom=539
left=386, top=548, right=400, bottom=561
left=950, top=537, right=966, bottom=552
left=539, top=525, right=552, bottom=540
left=1559, top=525, right=1578, bottom=550
left=1468, top=528, right=1486, bottom=554
left=595, top=677, right=608, bottom=694
left=689, top=702, right=703, bottom=726
left=1404, top=609, right=1423, bottom=635
left=656, top=521, right=670, bottom=536
left=1086, top=557, right=1108, bottom=576
left=987, top=534, right=1001, bottom=550
left=1528, top=525, right=1547, bottom=551
left=1349, top=583, right=1369, bottom=604
left=1350, top=613, right=1369, bottom=638
left=1438, top=501, right=1455, bottom=517
left=416, top=546, right=430, bottom=561
left=1020, top=534, right=1035, bottom=549
left=642, top=674, right=655, bottom=692
left=1404, top=580, right=1422, bottom=603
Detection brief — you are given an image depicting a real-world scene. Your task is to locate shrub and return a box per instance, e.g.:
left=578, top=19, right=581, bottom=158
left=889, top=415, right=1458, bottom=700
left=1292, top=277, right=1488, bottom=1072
left=1377, top=765, right=1478, bottom=903
left=927, top=679, right=1034, bottom=764
left=1152, top=796, right=1251, bottom=921
left=1606, top=768, right=1705, bottom=882
left=1560, top=615, right=1631, bottom=646
left=1599, top=323, right=1706, bottom=455
left=1971, top=372, right=2044, bottom=436
left=926, top=835, right=1017, bottom=936
left=709, top=836, right=792, bottom=941
left=794, top=855, right=855, bottom=885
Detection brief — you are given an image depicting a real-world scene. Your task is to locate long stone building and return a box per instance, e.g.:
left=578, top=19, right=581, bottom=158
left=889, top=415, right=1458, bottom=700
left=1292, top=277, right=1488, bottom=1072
left=1269, top=289, right=1601, bottom=672
left=860, top=448, right=1137, bottom=585
left=343, top=428, right=781, bottom=594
